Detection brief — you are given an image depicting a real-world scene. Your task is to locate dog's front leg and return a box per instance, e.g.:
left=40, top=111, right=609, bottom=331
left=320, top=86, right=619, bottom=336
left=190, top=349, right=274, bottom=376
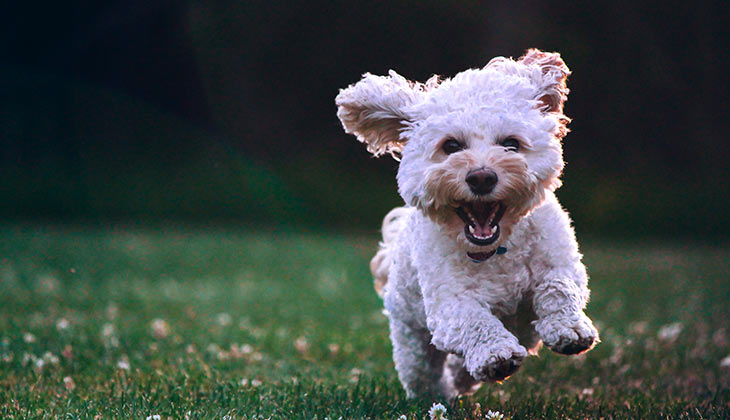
left=421, top=283, right=527, bottom=383
left=532, top=268, right=599, bottom=355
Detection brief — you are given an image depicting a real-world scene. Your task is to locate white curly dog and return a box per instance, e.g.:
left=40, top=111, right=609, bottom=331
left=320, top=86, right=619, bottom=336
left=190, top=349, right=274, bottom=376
left=336, top=49, right=599, bottom=399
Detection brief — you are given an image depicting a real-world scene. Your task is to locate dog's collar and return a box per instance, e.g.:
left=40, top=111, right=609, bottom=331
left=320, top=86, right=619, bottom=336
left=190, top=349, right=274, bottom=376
left=467, top=246, right=507, bottom=263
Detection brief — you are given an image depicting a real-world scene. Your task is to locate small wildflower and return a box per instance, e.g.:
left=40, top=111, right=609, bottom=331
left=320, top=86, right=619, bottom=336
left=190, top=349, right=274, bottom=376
left=485, top=410, right=505, bottom=420
left=240, top=344, right=253, bottom=354
left=240, top=378, right=249, bottom=386
left=101, top=323, right=115, bottom=337
left=251, top=379, right=262, bottom=387
left=23, top=332, right=36, bottom=343
left=116, top=356, right=130, bottom=370
left=216, top=312, right=232, bottom=327
left=206, top=343, right=228, bottom=360
left=56, top=318, right=70, bottom=330
left=151, top=318, right=170, bottom=339
left=63, top=376, right=76, bottom=391
left=397, top=416, right=407, bottom=420
left=720, top=355, right=730, bottom=369
left=328, top=343, right=340, bottom=355
left=348, top=367, right=363, bottom=383
left=294, top=336, right=309, bottom=354
left=101, top=323, right=119, bottom=348
left=428, top=403, right=447, bottom=420
left=42, top=351, right=59, bottom=365
left=658, top=322, right=683, bottom=343
left=145, top=415, right=161, bottom=420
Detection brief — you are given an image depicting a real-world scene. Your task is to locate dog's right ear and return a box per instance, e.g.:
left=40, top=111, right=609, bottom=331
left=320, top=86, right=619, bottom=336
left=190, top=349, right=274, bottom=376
left=336, top=70, right=420, bottom=158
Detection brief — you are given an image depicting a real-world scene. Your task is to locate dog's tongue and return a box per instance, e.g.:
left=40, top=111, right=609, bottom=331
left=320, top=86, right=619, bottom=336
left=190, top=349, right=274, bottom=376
left=471, top=202, right=493, bottom=237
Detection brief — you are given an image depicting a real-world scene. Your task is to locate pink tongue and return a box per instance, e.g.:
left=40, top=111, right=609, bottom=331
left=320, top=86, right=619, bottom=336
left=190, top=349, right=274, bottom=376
left=470, top=202, right=492, bottom=237
left=472, top=220, right=491, bottom=238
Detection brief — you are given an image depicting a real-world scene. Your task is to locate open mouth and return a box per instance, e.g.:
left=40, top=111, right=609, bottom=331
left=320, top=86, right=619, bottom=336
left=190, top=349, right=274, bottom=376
left=455, top=201, right=506, bottom=247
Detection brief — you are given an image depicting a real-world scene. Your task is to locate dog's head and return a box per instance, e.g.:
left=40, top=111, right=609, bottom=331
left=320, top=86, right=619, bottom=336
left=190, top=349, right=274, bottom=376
left=336, top=49, right=571, bottom=259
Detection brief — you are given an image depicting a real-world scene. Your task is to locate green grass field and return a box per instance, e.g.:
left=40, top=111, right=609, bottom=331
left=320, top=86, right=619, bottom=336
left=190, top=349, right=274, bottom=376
left=1, top=224, right=728, bottom=419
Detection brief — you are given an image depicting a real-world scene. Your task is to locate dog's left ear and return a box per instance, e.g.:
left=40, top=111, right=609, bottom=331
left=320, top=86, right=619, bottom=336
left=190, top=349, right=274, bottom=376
left=336, top=70, right=421, bottom=158
left=518, top=49, right=571, bottom=115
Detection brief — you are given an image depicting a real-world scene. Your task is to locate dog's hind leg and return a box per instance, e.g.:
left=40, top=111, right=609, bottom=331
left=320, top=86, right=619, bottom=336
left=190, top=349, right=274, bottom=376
left=370, top=207, right=411, bottom=297
left=439, top=354, right=482, bottom=399
left=389, top=318, right=447, bottom=399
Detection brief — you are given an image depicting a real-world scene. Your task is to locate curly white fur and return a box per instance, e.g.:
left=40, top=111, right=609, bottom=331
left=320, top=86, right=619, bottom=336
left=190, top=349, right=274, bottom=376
left=336, top=49, right=598, bottom=399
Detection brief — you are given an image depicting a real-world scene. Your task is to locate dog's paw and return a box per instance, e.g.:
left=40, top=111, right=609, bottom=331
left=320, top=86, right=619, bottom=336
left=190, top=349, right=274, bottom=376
left=535, top=312, right=599, bottom=355
left=466, top=339, right=527, bottom=382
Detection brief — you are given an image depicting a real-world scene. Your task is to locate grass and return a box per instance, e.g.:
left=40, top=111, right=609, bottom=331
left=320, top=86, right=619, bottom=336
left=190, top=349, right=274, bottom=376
left=0, top=224, right=728, bottom=419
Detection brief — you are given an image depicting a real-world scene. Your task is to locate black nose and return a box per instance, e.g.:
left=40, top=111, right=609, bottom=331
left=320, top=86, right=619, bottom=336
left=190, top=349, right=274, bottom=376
left=466, top=168, right=498, bottom=195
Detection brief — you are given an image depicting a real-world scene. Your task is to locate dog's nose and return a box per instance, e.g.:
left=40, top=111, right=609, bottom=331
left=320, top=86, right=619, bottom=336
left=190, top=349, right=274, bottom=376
left=466, top=168, right=498, bottom=195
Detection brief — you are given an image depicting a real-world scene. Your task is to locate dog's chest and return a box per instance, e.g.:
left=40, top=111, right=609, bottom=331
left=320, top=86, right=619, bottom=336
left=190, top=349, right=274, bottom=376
left=412, top=217, right=539, bottom=317
left=460, top=251, right=534, bottom=316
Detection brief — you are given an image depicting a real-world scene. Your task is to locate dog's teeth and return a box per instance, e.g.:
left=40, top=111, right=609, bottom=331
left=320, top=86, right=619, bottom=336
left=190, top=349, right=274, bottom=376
left=468, top=225, right=475, bottom=234
left=491, top=225, right=498, bottom=234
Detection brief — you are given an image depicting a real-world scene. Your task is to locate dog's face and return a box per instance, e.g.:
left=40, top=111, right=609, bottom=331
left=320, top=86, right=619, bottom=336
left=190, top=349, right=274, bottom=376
left=337, top=49, right=571, bottom=260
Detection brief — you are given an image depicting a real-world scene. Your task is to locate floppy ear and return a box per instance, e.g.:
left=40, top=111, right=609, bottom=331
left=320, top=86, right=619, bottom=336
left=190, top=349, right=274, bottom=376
left=518, top=49, right=571, bottom=114
left=336, top=70, right=420, bottom=158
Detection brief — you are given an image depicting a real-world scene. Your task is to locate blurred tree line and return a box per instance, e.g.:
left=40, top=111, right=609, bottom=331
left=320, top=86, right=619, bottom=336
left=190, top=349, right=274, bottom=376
left=1, top=0, right=728, bottom=238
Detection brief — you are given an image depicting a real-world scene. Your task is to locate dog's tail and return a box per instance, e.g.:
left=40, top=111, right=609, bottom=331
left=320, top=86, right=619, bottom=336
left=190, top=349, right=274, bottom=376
left=370, top=206, right=412, bottom=297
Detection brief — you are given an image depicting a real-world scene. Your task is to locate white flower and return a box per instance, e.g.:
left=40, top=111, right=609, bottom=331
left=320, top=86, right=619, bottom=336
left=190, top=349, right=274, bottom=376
left=397, top=416, right=407, bottom=420
left=23, top=332, right=36, bottom=343
left=63, top=376, right=76, bottom=391
left=294, top=336, right=309, bottom=353
left=42, top=351, right=59, bottom=365
left=658, top=322, right=683, bottom=343
left=720, top=355, right=730, bottom=369
left=56, top=318, right=70, bottom=330
left=151, top=319, right=170, bottom=339
left=101, top=323, right=115, bottom=337
left=145, top=415, right=161, bottom=420
left=485, top=410, right=505, bottom=420
left=216, top=313, right=232, bottom=327
left=116, top=356, right=130, bottom=370
left=428, top=403, right=447, bottom=420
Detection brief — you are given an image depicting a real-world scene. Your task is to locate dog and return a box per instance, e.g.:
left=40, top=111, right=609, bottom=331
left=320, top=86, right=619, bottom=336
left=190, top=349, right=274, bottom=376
left=335, top=49, right=599, bottom=399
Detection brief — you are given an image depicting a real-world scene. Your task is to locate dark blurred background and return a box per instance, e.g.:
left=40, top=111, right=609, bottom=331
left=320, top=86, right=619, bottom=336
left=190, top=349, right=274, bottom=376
left=1, top=1, right=728, bottom=238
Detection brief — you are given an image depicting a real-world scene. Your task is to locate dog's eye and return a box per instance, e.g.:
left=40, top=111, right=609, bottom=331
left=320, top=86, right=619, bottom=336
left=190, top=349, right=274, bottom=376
left=442, top=139, right=465, bottom=155
left=500, top=137, right=520, bottom=152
